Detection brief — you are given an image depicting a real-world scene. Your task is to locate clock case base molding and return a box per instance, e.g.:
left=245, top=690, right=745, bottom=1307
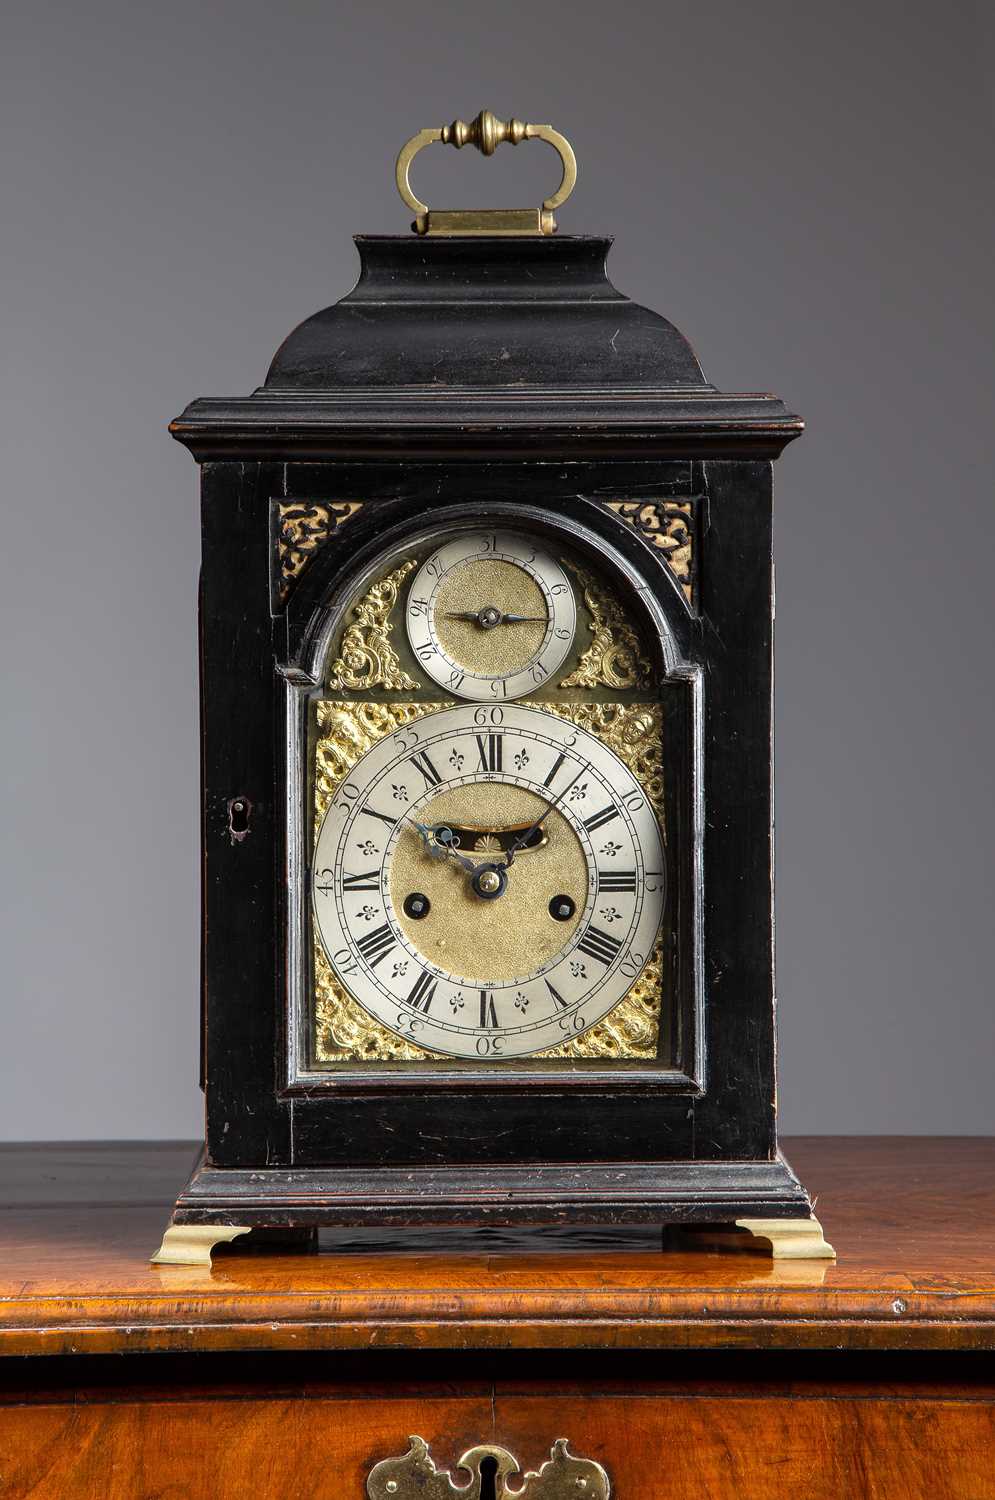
left=150, top=1149, right=832, bottom=1263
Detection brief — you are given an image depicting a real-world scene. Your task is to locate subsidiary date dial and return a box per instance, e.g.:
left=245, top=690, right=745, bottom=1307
left=405, top=532, right=576, bottom=701
left=312, top=704, right=665, bottom=1059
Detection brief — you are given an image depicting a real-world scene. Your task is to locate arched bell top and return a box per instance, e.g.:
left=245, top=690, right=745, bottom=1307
left=264, top=235, right=708, bottom=391
left=280, top=498, right=695, bottom=687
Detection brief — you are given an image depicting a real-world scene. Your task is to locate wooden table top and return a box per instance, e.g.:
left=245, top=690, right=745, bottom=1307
left=1, top=1137, right=993, bottom=1358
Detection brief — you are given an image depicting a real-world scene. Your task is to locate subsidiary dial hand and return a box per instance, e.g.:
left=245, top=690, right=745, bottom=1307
left=442, top=609, right=546, bottom=627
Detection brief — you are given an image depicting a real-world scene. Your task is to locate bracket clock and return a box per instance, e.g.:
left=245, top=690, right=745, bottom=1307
left=155, top=113, right=833, bottom=1264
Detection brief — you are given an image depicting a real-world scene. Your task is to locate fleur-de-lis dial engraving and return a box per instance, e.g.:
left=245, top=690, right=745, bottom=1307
left=312, top=704, right=665, bottom=1058
left=405, top=532, right=577, bottom=701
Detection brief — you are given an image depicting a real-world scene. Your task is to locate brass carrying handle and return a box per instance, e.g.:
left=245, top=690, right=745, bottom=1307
left=395, top=110, right=577, bottom=236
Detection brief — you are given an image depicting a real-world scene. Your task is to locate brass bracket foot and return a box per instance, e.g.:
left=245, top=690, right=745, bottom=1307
left=150, top=1223, right=252, bottom=1267
left=679, top=1215, right=836, bottom=1260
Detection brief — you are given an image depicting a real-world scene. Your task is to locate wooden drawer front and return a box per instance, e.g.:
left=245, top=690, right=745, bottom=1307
left=2, top=1389, right=994, bottom=1500
left=0, top=1394, right=490, bottom=1500
left=495, top=1394, right=995, bottom=1500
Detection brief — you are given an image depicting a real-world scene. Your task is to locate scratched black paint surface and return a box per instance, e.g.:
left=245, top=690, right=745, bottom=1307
left=171, top=235, right=811, bottom=1227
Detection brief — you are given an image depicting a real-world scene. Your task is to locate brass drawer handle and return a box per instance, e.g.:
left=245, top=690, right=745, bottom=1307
left=368, top=1436, right=609, bottom=1500
left=395, top=110, right=577, bottom=236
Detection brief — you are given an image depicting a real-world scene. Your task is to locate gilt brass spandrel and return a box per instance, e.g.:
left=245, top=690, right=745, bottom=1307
left=559, top=561, right=654, bottom=691
left=276, top=500, right=364, bottom=602
left=326, top=560, right=419, bottom=693
left=604, top=499, right=695, bottom=604
left=310, top=699, right=667, bottom=1064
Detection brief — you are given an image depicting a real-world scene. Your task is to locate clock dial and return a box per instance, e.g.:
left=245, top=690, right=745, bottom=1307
left=404, top=532, right=576, bottom=701
left=312, top=704, right=665, bottom=1059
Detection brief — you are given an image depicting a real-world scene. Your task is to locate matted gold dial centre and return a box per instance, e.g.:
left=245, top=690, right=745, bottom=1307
left=434, top=559, right=548, bottom=677
left=390, top=783, right=587, bottom=984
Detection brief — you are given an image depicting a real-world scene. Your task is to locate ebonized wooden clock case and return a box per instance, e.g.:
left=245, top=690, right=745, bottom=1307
left=158, top=117, right=830, bottom=1261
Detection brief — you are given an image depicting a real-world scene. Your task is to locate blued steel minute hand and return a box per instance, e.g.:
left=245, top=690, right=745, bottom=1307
left=502, top=764, right=584, bottom=869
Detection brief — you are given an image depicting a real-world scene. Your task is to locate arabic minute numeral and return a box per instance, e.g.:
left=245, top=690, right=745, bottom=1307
left=530, top=660, right=547, bottom=684
left=332, top=947, right=359, bottom=976
left=558, top=1011, right=587, bottom=1034
left=447, top=669, right=465, bottom=691
left=334, top=783, right=360, bottom=814
left=619, top=949, right=647, bottom=980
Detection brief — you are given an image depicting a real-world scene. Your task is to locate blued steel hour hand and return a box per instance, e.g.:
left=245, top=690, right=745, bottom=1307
left=411, top=819, right=478, bottom=874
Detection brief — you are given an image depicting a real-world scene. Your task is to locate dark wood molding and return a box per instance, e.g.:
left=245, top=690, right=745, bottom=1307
left=172, top=1148, right=812, bottom=1228
left=171, top=390, right=802, bottom=462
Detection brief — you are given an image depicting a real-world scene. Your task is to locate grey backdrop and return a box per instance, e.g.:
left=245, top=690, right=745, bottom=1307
left=3, top=0, right=993, bottom=1139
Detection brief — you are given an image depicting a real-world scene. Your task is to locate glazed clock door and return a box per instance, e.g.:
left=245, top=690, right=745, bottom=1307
left=283, top=503, right=699, bottom=1090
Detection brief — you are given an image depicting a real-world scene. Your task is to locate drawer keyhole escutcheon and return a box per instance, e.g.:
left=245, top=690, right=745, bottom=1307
left=368, top=1437, right=610, bottom=1500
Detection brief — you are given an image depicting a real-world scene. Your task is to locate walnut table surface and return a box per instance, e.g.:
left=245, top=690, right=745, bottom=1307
left=0, top=1137, right=993, bottom=1499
